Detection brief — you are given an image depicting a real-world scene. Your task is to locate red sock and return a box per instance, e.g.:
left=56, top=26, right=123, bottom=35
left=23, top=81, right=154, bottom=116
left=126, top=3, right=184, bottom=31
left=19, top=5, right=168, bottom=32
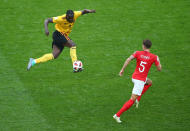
left=116, top=99, right=134, bottom=117
left=137, top=84, right=152, bottom=102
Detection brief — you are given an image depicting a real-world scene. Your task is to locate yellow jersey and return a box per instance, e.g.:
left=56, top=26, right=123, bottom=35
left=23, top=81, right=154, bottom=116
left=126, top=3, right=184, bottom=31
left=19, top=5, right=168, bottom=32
left=52, top=11, right=82, bottom=36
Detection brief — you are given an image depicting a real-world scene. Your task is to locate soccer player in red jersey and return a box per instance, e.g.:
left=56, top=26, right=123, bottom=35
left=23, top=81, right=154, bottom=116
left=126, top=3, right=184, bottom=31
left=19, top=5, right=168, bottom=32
left=113, top=39, right=162, bottom=123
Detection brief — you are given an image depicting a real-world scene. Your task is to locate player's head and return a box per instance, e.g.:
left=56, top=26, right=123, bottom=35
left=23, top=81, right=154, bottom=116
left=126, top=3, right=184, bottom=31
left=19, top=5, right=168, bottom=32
left=143, top=39, right=152, bottom=49
left=66, top=10, right=74, bottom=23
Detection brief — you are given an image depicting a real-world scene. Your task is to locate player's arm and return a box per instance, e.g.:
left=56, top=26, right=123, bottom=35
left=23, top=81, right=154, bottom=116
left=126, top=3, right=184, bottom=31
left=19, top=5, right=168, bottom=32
left=44, top=18, right=53, bottom=36
left=155, top=56, right=162, bottom=71
left=81, top=9, right=96, bottom=15
left=156, top=64, right=162, bottom=71
left=119, top=55, right=135, bottom=76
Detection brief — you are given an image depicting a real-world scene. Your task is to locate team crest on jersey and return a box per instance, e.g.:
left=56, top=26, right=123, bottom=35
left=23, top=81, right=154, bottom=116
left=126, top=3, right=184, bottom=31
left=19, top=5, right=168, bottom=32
left=54, top=17, right=58, bottom=20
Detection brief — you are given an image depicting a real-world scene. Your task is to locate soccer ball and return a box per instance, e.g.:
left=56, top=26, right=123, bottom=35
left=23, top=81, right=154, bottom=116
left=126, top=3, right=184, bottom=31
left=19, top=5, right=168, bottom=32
left=73, top=60, right=83, bottom=72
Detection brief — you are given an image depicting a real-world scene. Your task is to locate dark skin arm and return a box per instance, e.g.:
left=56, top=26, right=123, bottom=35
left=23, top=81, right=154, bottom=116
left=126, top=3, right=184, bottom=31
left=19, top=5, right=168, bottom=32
left=81, top=9, right=96, bottom=15
left=44, top=18, right=53, bottom=36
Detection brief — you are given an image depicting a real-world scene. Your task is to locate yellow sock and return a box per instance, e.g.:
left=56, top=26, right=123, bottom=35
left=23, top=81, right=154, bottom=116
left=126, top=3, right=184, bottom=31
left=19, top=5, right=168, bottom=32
left=35, top=53, right=54, bottom=64
left=70, top=46, right=77, bottom=63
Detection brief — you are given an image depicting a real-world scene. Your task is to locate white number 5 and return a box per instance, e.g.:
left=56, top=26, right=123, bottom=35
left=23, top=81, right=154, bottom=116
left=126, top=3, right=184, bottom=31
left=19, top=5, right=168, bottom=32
left=139, top=61, right=147, bottom=72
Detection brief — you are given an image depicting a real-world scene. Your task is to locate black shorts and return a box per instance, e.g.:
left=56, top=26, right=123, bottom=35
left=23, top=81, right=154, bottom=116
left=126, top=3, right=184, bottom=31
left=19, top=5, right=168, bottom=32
left=52, top=30, right=70, bottom=51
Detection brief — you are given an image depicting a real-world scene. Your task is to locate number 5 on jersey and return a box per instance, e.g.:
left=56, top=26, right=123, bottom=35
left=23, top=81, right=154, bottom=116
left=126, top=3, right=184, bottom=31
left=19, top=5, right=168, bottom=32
left=139, top=61, right=147, bottom=72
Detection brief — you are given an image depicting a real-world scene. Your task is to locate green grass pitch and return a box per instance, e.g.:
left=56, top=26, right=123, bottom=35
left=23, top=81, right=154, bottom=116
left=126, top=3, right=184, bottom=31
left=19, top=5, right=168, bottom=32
left=0, top=0, right=190, bottom=130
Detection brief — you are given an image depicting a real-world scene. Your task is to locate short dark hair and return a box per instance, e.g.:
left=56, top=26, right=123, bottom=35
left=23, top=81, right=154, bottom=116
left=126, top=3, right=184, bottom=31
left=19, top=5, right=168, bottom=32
left=143, top=39, right=152, bottom=49
left=66, top=10, right=74, bottom=16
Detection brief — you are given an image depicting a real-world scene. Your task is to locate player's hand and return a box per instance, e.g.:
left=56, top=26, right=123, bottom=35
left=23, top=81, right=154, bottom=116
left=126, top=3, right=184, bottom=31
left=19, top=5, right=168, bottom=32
left=45, top=30, right=49, bottom=36
left=119, top=69, right=124, bottom=76
left=91, top=10, right=96, bottom=13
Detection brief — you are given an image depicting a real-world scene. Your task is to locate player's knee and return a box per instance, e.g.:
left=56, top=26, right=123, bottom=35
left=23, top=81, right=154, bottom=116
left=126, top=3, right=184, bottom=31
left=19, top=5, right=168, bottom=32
left=131, top=97, right=136, bottom=101
left=53, top=55, right=57, bottom=59
left=146, top=79, right=152, bottom=85
left=67, top=40, right=76, bottom=48
left=131, top=94, right=138, bottom=101
left=53, top=53, right=59, bottom=59
left=149, top=80, right=152, bottom=85
left=71, top=43, right=76, bottom=47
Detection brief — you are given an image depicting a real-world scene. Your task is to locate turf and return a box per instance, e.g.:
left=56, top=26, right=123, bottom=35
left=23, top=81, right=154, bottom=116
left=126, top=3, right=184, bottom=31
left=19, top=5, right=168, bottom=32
left=0, top=0, right=190, bottom=130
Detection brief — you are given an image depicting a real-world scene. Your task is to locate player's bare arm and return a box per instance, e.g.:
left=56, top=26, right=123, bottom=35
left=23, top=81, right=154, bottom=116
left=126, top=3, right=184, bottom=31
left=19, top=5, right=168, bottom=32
left=81, top=9, right=96, bottom=15
left=44, top=18, right=53, bottom=36
left=119, top=55, right=135, bottom=76
left=156, top=63, right=162, bottom=71
left=156, top=56, right=162, bottom=71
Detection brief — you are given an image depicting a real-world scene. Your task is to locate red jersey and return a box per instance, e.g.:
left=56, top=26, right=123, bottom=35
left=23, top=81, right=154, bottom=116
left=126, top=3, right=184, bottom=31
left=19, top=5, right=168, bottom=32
left=132, top=51, right=160, bottom=82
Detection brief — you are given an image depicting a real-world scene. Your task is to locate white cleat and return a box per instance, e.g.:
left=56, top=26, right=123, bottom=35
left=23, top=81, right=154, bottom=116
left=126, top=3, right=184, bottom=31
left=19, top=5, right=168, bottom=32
left=135, top=100, right=139, bottom=108
left=27, top=58, right=34, bottom=71
left=113, top=114, right=122, bottom=123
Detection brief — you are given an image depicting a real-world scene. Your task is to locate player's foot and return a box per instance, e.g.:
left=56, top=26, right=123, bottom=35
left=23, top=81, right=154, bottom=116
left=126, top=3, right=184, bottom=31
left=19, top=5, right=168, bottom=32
left=27, top=58, right=34, bottom=71
left=113, top=114, right=122, bottom=123
left=135, top=99, right=139, bottom=108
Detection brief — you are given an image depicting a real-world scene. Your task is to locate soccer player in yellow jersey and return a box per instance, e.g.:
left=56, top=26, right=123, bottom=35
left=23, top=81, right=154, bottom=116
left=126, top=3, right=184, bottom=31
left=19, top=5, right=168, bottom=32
left=27, top=9, right=96, bottom=72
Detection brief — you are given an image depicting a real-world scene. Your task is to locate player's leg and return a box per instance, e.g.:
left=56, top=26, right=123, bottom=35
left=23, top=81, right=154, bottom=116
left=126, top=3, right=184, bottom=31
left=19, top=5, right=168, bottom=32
left=52, top=44, right=62, bottom=59
left=136, top=78, right=152, bottom=106
left=27, top=52, right=54, bottom=71
left=146, top=78, right=152, bottom=85
left=116, top=83, right=143, bottom=117
left=113, top=94, right=138, bottom=123
left=113, top=79, right=144, bottom=123
left=27, top=45, right=62, bottom=70
left=65, top=40, right=77, bottom=63
left=27, top=31, right=64, bottom=71
left=116, top=94, right=138, bottom=115
left=35, top=44, right=62, bottom=62
left=27, top=54, right=54, bottom=70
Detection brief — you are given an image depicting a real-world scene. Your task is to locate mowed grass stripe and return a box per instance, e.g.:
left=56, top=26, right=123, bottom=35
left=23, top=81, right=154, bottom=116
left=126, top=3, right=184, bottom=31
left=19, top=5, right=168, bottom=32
left=0, top=52, right=51, bottom=131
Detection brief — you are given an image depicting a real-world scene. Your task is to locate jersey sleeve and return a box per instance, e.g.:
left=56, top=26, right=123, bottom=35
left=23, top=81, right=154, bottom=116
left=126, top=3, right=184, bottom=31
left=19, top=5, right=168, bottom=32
left=74, top=11, right=82, bottom=20
left=52, top=16, right=64, bottom=23
left=154, top=56, right=160, bottom=66
left=132, top=51, right=138, bottom=58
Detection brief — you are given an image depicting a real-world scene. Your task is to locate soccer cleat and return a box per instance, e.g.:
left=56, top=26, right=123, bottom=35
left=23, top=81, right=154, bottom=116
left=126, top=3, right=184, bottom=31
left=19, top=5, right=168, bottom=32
left=113, top=114, right=122, bottom=123
left=27, top=58, right=34, bottom=71
left=135, top=99, right=139, bottom=108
